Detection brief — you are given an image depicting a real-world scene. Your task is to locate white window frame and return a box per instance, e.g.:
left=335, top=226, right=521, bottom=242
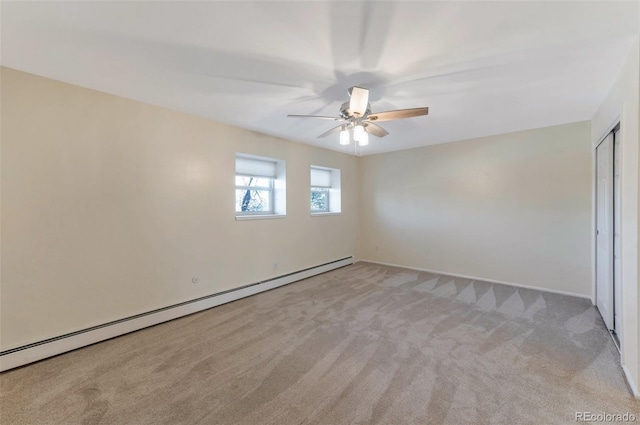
left=235, top=174, right=275, bottom=216
left=310, top=166, right=341, bottom=215
left=236, top=153, right=286, bottom=219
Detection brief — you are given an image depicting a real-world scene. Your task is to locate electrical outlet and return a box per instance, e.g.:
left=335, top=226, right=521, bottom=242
left=192, top=277, right=199, bottom=284
left=273, top=263, right=278, bottom=271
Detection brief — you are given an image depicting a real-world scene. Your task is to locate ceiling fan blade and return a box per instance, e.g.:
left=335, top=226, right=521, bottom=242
left=349, top=86, right=369, bottom=117
left=367, top=107, right=429, bottom=122
left=317, top=124, right=344, bottom=138
left=287, top=115, right=344, bottom=121
left=364, top=122, right=389, bottom=137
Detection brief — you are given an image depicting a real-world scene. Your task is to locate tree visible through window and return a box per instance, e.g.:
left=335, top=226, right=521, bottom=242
left=235, top=175, right=273, bottom=213
left=311, top=187, right=329, bottom=212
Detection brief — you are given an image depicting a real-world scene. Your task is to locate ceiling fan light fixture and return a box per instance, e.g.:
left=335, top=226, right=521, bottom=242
left=339, top=128, right=350, bottom=145
left=353, top=124, right=365, bottom=142
left=358, top=131, right=369, bottom=147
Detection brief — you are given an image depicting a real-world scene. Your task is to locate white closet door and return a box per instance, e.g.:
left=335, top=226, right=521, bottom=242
left=596, top=133, right=614, bottom=330
left=613, top=128, right=622, bottom=334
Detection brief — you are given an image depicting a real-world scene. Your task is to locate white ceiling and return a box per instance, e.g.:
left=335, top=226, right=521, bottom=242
left=2, top=1, right=639, bottom=155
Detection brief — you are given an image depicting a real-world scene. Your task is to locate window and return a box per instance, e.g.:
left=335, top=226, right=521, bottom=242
left=310, top=166, right=341, bottom=214
left=311, top=187, right=330, bottom=212
left=310, top=167, right=331, bottom=212
left=235, top=175, right=273, bottom=214
left=236, top=154, right=286, bottom=217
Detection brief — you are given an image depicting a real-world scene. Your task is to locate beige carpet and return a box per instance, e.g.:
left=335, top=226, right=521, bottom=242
left=1, top=262, right=638, bottom=424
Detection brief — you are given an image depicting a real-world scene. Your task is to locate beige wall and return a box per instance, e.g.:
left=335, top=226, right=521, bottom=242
left=358, top=121, right=593, bottom=297
left=3, top=62, right=632, bottom=387
left=591, top=37, right=640, bottom=395
left=0, top=67, right=359, bottom=351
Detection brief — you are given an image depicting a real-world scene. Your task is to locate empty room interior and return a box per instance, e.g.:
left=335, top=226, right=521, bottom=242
left=1, top=1, right=640, bottom=424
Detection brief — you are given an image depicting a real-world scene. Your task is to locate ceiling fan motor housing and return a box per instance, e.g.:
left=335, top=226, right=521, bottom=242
left=339, top=101, right=371, bottom=120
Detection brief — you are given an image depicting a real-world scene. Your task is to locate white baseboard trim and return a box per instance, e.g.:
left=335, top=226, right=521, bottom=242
left=358, top=259, right=592, bottom=300
left=0, top=257, right=354, bottom=372
left=622, top=364, right=640, bottom=398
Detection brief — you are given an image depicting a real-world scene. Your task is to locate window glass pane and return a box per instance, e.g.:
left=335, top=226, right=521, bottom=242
left=311, top=188, right=329, bottom=211
left=236, top=189, right=272, bottom=213
left=235, top=175, right=272, bottom=187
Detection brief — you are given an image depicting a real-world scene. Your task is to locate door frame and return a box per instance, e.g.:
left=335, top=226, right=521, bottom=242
left=593, top=120, right=621, bottom=348
left=613, top=125, right=622, bottom=341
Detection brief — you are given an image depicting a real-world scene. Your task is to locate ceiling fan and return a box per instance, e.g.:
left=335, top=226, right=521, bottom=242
left=288, top=86, right=429, bottom=146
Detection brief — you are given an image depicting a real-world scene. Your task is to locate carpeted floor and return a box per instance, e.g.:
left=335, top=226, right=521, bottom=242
left=1, top=262, right=638, bottom=424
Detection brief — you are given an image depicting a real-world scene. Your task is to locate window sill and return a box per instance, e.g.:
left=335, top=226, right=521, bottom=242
left=235, top=214, right=286, bottom=221
left=311, top=212, right=341, bottom=217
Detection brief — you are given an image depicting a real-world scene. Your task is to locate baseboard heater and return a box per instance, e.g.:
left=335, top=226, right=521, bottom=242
left=0, top=256, right=354, bottom=372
